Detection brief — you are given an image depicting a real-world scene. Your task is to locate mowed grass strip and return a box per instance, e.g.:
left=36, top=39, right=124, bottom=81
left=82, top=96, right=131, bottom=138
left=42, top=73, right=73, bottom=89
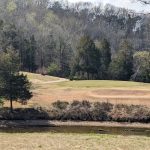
left=22, top=72, right=150, bottom=89
left=0, top=133, right=150, bottom=150
left=24, top=72, right=150, bottom=89
left=53, top=80, right=150, bottom=89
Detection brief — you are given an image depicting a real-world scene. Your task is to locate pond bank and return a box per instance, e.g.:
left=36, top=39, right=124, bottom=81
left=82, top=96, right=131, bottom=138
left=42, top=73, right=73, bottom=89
left=0, top=120, right=150, bottom=128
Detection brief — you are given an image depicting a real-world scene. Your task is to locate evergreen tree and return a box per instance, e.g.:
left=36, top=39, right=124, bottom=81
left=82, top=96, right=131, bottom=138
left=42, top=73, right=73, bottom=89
left=73, top=36, right=100, bottom=79
left=26, top=35, right=37, bottom=72
left=0, top=50, right=32, bottom=112
left=96, top=39, right=111, bottom=79
left=132, top=51, right=150, bottom=82
left=0, top=23, right=19, bottom=51
left=20, top=36, right=37, bottom=72
left=109, top=41, right=133, bottom=80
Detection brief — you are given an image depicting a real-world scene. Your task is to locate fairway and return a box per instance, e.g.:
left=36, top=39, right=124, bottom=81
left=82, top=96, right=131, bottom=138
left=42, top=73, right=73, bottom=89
left=5, top=72, right=150, bottom=108
left=0, top=132, right=150, bottom=150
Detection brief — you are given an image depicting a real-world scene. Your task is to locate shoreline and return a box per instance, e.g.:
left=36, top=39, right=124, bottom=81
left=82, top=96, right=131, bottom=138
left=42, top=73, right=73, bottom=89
left=0, top=120, right=150, bottom=129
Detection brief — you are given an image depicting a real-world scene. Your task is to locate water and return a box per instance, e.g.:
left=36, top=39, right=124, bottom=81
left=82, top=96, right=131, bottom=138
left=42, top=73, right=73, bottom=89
left=0, top=125, right=150, bottom=136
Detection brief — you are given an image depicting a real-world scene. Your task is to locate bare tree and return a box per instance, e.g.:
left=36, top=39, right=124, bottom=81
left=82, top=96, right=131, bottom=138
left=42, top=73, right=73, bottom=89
left=133, top=0, right=150, bottom=4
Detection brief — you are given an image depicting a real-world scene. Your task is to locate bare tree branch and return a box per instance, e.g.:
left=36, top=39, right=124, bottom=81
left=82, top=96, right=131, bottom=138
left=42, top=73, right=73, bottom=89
left=135, top=0, right=150, bottom=4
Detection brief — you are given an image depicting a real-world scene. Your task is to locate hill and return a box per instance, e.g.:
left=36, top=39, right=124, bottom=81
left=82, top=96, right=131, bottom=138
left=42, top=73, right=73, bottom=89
left=0, top=0, right=150, bottom=80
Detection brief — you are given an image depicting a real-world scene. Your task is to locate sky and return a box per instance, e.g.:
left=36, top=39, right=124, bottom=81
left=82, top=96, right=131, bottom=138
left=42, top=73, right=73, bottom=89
left=67, top=0, right=150, bottom=13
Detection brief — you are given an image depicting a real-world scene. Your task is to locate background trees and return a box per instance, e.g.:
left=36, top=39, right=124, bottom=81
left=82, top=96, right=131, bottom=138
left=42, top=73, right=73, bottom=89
left=132, top=51, right=150, bottom=82
left=96, top=39, right=111, bottom=79
left=72, top=36, right=100, bottom=80
left=135, top=0, right=150, bottom=4
left=109, top=41, right=133, bottom=80
left=0, top=0, right=149, bottom=82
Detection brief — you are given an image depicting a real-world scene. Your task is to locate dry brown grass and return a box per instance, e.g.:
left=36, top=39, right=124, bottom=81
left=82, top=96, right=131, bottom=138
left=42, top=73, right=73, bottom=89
left=4, top=72, right=150, bottom=108
left=29, top=88, right=150, bottom=107
left=0, top=132, right=150, bottom=150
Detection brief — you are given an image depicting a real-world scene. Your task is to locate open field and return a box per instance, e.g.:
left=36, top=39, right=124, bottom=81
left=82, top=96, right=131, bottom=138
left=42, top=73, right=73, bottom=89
left=0, top=132, right=150, bottom=150
left=4, top=72, right=150, bottom=107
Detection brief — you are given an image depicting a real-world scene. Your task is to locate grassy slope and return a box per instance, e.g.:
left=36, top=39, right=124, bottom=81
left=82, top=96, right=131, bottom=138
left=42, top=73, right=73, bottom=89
left=0, top=133, right=150, bottom=150
left=24, top=72, right=150, bottom=89
left=5, top=72, right=148, bottom=108
left=23, top=72, right=60, bottom=82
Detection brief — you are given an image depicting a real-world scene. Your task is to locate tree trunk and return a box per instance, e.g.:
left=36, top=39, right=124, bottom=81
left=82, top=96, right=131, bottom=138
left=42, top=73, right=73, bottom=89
left=10, top=98, right=13, bottom=112
left=87, top=73, right=90, bottom=80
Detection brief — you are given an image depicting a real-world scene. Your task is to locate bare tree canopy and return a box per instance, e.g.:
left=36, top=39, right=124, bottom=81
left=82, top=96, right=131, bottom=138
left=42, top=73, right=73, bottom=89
left=134, top=0, right=150, bottom=4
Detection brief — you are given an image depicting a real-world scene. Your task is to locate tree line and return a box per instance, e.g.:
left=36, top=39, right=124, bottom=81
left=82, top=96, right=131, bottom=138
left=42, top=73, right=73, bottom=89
left=0, top=0, right=149, bottom=82
left=71, top=36, right=150, bottom=82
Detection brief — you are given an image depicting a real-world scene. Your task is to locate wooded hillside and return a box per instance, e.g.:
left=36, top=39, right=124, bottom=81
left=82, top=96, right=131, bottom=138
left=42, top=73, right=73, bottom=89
left=0, top=0, right=149, bottom=82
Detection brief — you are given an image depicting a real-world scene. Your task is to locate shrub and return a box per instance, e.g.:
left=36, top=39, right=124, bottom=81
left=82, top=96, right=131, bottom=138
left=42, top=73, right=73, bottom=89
left=91, top=102, right=113, bottom=121
left=71, top=100, right=82, bottom=107
left=0, top=108, right=50, bottom=120
left=0, top=97, right=4, bottom=108
left=131, top=106, right=150, bottom=122
left=110, top=104, right=131, bottom=122
left=52, top=101, right=69, bottom=110
left=63, top=101, right=92, bottom=121
left=110, top=104, right=150, bottom=122
left=47, top=63, right=60, bottom=76
left=0, top=100, right=150, bottom=123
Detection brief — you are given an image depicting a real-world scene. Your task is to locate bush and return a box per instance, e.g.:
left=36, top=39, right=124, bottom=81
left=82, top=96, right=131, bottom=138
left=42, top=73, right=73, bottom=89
left=0, top=97, right=4, bottom=108
left=91, top=102, right=113, bottom=121
left=0, top=100, right=150, bottom=123
left=0, top=107, right=50, bottom=120
left=52, top=101, right=69, bottom=110
left=110, top=104, right=150, bottom=122
left=47, top=63, right=60, bottom=76
left=71, top=100, right=91, bottom=108
left=62, top=100, right=92, bottom=121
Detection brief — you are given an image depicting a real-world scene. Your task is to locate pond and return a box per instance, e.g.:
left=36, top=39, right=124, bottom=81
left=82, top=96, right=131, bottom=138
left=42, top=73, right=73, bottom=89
left=0, top=125, right=150, bottom=136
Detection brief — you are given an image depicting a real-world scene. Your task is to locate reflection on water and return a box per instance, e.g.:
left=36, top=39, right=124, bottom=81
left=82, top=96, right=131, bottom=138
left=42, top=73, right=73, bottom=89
left=0, top=126, right=150, bottom=136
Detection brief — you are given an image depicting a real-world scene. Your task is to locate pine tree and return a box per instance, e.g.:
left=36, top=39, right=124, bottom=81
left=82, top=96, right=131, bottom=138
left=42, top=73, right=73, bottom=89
left=109, top=41, right=133, bottom=80
left=0, top=49, right=32, bottom=112
left=72, top=36, right=100, bottom=79
left=96, top=39, right=111, bottom=79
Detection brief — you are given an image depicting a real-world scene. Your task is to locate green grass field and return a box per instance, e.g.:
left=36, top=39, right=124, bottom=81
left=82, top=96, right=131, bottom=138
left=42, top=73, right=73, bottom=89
left=24, top=72, right=150, bottom=89
left=0, top=132, right=150, bottom=150
left=53, top=80, right=150, bottom=89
